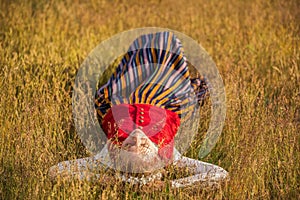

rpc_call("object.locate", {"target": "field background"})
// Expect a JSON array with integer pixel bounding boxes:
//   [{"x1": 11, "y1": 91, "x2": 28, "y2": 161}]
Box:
[{"x1": 0, "y1": 0, "x2": 299, "y2": 199}]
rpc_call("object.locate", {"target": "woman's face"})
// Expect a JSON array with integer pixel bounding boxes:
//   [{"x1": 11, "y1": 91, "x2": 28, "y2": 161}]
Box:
[{"x1": 107, "y1": 129, "x2": 166, "y2": 173}]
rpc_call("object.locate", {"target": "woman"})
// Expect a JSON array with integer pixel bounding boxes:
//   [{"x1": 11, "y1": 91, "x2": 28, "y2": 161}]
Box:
[{"x1": 49, "y1": 31, "x2": 228, "y2": 188}]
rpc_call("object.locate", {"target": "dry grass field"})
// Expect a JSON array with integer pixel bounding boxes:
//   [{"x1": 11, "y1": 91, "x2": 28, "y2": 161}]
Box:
[{"x1": 0, "y1": 0, "x2": 299, "y2": 199}]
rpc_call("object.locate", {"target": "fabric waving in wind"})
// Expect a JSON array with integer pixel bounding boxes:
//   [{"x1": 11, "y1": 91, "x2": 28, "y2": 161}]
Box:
[{"x1": 95, "y1": 31, "x2": 207, "y2": 120}]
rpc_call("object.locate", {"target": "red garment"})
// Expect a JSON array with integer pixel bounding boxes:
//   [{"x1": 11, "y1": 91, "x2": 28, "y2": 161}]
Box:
[{"x1": 101, "y1": 104, "x2": 181, "y2": 159}]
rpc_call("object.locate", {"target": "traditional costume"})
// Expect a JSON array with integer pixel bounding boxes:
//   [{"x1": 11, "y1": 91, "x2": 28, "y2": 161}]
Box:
[{"x1": 49, "y1": 31, "x2": 228, "y2": 188}]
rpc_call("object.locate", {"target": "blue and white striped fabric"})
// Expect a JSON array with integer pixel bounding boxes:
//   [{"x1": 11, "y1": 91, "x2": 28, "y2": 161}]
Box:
[{"x1": 95, "y1": 31, "x2": 207, "y2": 121}]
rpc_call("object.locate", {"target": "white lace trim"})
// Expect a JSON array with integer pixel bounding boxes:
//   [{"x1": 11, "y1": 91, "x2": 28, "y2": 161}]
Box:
[{"x1": 51, "y1": 145, "x2": 228, "y2": 188}]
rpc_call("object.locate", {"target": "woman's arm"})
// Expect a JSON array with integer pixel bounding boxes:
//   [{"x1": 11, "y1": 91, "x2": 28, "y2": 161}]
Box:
[
  {"x1": 171, "y1": 156, "x2": 229, "y2": 188},
  {"x1": 48, "y1": 156, "x2": 108, "y2": 181}
]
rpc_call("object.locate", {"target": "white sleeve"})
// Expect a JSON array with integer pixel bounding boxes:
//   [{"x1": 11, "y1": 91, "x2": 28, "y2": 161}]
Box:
[
  {"x1": 171, "y1": 156, "x2": 229, "y2": 188},
  {"x1": 48, "y1": 145, "x2": 112, "y2": 181}
]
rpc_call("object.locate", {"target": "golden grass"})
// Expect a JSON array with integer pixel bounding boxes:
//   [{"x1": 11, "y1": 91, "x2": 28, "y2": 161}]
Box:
[{"x1": 0, "y1": 0, "x2": 299, "y2": 199}]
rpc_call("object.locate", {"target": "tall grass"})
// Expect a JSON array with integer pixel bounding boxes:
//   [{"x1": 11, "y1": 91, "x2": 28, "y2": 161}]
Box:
[{"x1": 0, "y1": 0, "x2": 299, "y2": 199}]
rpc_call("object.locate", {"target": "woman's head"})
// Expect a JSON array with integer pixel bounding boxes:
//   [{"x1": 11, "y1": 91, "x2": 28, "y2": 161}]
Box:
[{"x1": 107, "y1": 128, "x2": 165, "y2": 172}]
